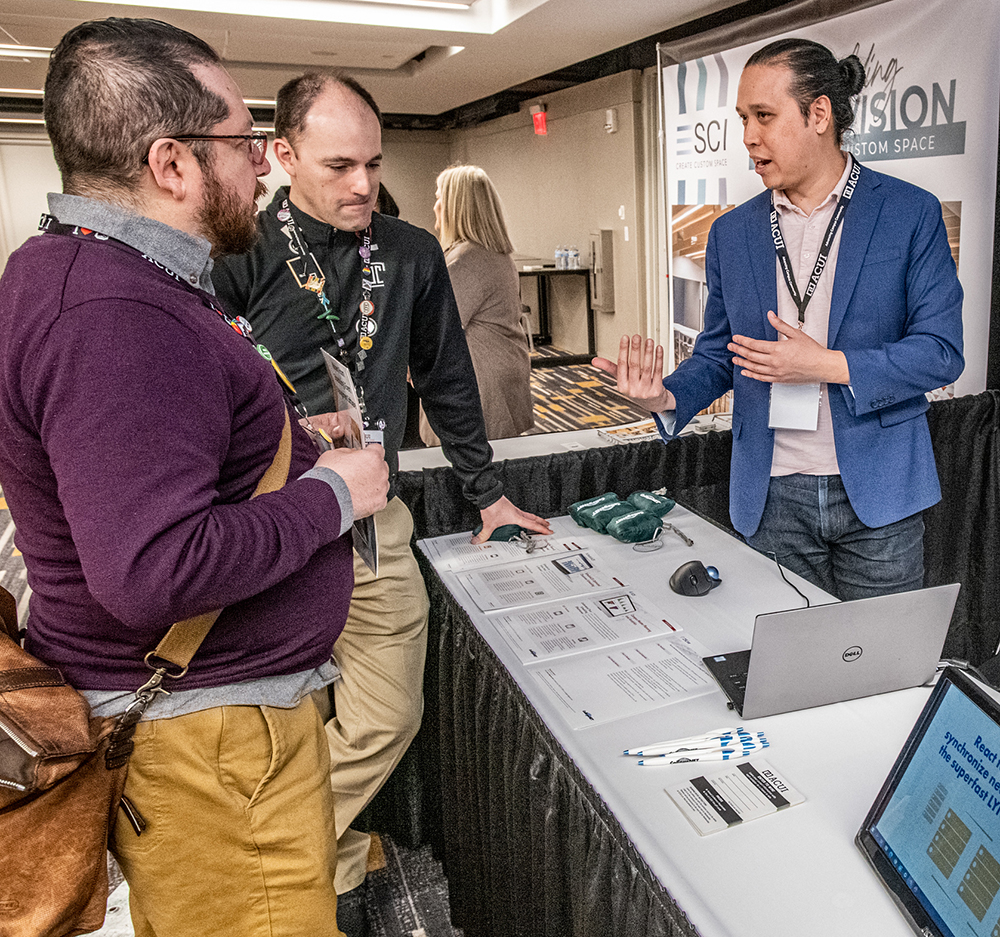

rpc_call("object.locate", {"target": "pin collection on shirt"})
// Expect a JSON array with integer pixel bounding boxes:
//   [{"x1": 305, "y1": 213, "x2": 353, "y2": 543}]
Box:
[{"x1": 278, "y1": 199, "x2": 377, "y2": 422}]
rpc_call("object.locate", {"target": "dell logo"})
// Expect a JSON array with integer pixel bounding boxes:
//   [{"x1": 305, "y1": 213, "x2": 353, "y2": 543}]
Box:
[{"x1": 843, "y1": 646, "x2": 863, "y2": 662}]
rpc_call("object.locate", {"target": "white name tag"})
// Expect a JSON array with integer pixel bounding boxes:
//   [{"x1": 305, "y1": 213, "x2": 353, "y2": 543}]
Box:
[
  {"x1": 363, "y1": 430, "x2": 384, "y2": 446},
  {"x1": 768, "y1": 383, "x2": 820, "y2": 431}
]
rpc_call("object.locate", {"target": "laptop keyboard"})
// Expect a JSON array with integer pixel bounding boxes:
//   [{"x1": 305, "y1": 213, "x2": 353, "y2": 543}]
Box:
[{"x1": 703, "y1": 650, "x2": 752, "y2": 714}]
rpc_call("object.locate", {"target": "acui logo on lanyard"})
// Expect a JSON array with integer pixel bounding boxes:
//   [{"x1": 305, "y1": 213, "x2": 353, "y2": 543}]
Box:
[{"x1": 769, "y1": 155, "x2": 861, "y2": 327}]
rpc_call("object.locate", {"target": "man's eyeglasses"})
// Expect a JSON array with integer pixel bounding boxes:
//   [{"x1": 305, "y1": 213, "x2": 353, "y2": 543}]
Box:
[{"x1": 172, "y1": 131, "x2": 268, "y2": 164}]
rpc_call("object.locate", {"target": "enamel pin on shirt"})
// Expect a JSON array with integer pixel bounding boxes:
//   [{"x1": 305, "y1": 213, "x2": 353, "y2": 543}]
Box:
[
  {"x1": 278, "y1": 203, "x2": 381, "y2": 422},
  {"x1": 356, "y1": 229, "x2": 377, "y2": 367}
]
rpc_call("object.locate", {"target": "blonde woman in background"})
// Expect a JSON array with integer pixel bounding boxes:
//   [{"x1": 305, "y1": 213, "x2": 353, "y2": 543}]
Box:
[{"x1": 420, "y1": 165, "x2": 534, "y2": 446}]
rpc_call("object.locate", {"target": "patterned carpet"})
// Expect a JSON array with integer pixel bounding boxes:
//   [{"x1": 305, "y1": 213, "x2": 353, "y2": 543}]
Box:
[
  {"x1": 527, "y1": 346, "x2": 653, "y2": 434},
  {"x1": 0, "y1": 491, "x2": 28, "y2": 622},
  {"x1": 366, "y1": 835, "x2": 463, "y2": 937}
]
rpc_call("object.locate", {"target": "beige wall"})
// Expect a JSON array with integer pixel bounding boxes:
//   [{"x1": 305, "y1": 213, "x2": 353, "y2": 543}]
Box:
[
  {"x1": 381, "y1": 129, "x2": 452, "y2": 233},
  {"x1": 447, "y1": 71, "x2": 646, "y2": 360},
  {"x1": 0, "y1": 137, "x2": 62, "y2": 273},
  {"x1": 374, "y1": 72, "x2": 649, "y2": 359}
]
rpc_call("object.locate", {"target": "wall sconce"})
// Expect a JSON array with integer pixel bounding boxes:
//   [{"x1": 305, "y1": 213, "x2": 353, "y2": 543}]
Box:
[
  {"x1": 604, "y1": 108, "x2": 618, "y2": 134},
  {"x1": 530, "y1": 103, "x2": 547, "y2": 136}
]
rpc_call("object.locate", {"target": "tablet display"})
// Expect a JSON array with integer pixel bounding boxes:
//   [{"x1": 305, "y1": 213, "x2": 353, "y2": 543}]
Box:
[{"x1": 856, "y1": 667, "x2": 1000, "y2": 937}]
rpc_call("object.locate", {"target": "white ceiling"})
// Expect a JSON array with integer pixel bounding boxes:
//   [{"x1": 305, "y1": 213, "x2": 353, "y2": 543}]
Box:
[{"x1": 0, "y1": 0, "x2": 732, "y2": 115}]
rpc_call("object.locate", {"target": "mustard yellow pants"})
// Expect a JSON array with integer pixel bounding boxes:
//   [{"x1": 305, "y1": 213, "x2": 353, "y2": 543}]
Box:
[
  {"x1": 327, "y1": 496, "x2": 430, "y2": 892},
  {"x1": 111, "y1": 698, "x2": 343, "y2": 937}
]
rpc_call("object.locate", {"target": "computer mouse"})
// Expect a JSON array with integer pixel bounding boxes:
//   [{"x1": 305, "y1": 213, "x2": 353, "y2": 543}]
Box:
[{"x1": 669, "y1": 560, "x2": 722, "y2": 596}]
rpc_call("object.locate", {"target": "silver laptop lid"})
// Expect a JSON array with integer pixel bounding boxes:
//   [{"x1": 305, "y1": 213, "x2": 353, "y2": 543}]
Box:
[{"x1": 740, "y1": 583, "x2": 960, "y2": 719}]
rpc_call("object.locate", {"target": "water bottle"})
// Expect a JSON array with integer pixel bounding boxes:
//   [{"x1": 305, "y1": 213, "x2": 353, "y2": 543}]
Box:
[
  {"x1": 555, "y1": 245, "x2": 566, "y2": 269},
  {"x1": 568, "y1": 245, "x2": 580, "y2": 269}
]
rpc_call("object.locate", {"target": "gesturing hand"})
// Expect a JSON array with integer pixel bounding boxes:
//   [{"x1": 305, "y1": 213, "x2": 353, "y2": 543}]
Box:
[
  {"x1": 592, "y1": 335, "x2": 675, "y2": 413},
  {"x1": 729, "y1": 312, "x2": 850, "y2": 385}
]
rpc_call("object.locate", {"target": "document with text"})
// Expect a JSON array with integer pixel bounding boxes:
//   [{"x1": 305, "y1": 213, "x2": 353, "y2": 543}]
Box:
[
  {"x1": 529, "y1": 633, "x2": 716, "y2": 729},
  {"x1": 489, "y1": 591, "x2": 682, "y2": 664},
  {"x1": 666, "y1": 759, "x2": 805, "y2": 836},
  {"x1": 456, "y1": 551, "x2": 628, "y2": 612},
  {"x1": 418, "y1": 530, "x2": 586, "y2": 572}
]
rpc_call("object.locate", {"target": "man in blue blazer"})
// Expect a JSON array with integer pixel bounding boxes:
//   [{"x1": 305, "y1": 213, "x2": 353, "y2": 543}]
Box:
[{"x1": 595, "y1": 38, "x2": 963, "y2": 599}]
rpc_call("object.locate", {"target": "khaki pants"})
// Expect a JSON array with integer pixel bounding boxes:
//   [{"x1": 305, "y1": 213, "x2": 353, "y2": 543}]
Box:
[
  {"x1": 327, "y1": 496, "x2": 430, "y2": 892},
  {"x1": 111, "y1": 698, "x2": 343, "y2": 937}
]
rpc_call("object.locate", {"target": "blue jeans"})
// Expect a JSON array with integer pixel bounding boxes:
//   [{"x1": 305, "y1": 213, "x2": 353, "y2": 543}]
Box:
[{"x1": 745, "y1": 474, "x2": 924, "y2": 601}]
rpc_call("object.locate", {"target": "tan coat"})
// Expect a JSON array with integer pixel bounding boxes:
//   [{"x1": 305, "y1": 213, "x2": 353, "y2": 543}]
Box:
[{"x1": 420, "y1": 240, "x2": 533, "y2": 446}]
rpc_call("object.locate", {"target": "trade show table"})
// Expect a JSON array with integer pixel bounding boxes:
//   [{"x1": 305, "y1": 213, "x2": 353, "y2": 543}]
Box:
[
  {"x1": 415, "y1": 507, "x2": 934, "y2": 937},
  {"x1": 357, "y1": 389, "x2": 1000, "y2": 937}
]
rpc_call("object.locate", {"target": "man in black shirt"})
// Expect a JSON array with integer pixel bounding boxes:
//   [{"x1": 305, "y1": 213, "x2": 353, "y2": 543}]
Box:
[{"x1": 213, "y1": 71, "x2": 549, "y2": 936}]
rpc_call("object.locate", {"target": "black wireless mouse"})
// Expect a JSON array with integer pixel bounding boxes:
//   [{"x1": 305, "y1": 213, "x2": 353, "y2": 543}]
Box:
[{"x1": 669, "y1": 560, "x2": 722, "y2": 596}]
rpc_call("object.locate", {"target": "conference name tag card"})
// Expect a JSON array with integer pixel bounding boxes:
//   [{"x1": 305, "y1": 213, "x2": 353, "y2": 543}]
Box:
[
  {"x1": 768, "y1": 382, "x2": 820, "y2": 431},
  {"x1": 666, "y1": 759, "x2": 805, "y2": 836}
]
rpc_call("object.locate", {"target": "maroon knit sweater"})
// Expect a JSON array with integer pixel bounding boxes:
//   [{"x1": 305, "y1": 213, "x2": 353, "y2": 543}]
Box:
[{"x1": 0, "y1": 229, "x2": 354, "y2": 690}]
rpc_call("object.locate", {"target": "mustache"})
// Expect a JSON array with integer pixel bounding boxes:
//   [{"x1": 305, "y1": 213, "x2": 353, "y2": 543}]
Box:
[{"x1": 254, "y1": 179, "x2": 269, "y2": 201}]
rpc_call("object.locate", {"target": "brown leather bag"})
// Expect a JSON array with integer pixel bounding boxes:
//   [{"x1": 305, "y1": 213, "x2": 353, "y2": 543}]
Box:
[
  {"x1": 0, "y1": 597, "x2": 126, "y2": 937},
  {"x1": 0, "y1": 411, "x2": 292, "y2": 937}
]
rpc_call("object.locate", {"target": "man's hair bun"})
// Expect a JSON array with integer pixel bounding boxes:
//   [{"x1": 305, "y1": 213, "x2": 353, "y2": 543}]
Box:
[{"x1": 839, "y1": 55, "x2": 865, "y2": 96}]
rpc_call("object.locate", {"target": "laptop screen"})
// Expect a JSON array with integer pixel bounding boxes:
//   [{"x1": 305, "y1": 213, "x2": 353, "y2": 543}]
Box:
[{"x1": 856, "y1": 667, "x2": 1000, "y2": 937}]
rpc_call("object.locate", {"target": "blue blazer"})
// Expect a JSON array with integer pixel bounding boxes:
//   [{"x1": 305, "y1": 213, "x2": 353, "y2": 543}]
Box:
[{"x1": 660, "y1": 164, "x2": 964, "y2": 537}]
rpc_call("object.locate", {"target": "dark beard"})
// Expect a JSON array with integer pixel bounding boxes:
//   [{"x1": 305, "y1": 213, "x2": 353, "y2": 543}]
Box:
[{"x1": 198, "y1": 163, "x2": 268, "y2": 257}]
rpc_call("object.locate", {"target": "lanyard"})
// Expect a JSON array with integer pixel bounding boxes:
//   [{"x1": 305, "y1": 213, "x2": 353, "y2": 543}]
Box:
[
  {"x1": 39, "y1": 213, "x2": 320, "y2": 443},
  {"x1": 769, "y1": 156, "x2": 861, "y2": 326},
  {"x1": 38, "y1": 213, "x2": 282, "y2": 365},
  {"x1": 277, "y1": 199, "x2": 376, "y2": 420}
]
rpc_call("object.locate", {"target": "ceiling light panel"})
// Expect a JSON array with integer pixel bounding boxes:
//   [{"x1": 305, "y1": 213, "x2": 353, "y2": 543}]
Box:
[
  {"x1": 69, "y1": 0, "x2": 547, "y2": 35},
  {"x1": 72, "y1": 0, "x2": 490, "y2": 32},
  {"x1": 223, "y1": 32, "x2": 427, "y2": 70},
  {"x1": 0, "y1": 44, "x2": 50, "y2": 59}
]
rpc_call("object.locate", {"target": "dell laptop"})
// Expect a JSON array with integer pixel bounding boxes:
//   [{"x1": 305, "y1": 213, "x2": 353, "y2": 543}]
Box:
[
  {"x1": 857, "y1": 665, "x2": 1000, "y2": 937},
  {"x1": 702, "y1": 582, "x2": 960, "y2": 718}
]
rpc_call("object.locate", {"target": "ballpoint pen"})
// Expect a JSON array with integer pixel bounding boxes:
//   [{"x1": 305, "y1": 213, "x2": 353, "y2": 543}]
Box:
[{"x1": 623, "y1": 727, "x2": 750, "y2": 755}]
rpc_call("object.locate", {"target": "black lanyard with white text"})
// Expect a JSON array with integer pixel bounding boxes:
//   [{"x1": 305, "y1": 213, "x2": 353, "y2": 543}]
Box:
[
  {"x1": 38, "y1": 212, "x2": 304, "y2": 405},
  {"x1": 769, "y1": 156, "x2": 861, "y2": 326}
]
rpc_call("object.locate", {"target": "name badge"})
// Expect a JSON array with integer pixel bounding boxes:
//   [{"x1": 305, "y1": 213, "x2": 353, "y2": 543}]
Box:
[
  {"x1": 363, "y1": 430, "x2": 384, "y2": 446},
  {"x1": 768, "y1": 383, "x2": 821, "y2": 431}
]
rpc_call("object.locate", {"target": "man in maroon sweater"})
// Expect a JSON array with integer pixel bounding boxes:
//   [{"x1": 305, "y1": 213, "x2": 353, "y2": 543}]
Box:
[{"x1": 0, "y1": 18, "x2": 387, "y2": 937}]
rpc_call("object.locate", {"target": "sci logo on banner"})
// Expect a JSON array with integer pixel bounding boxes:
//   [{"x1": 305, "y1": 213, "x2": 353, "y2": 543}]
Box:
[{"x1": 672, "y1": 44, "x2": 966, "y2": 164}]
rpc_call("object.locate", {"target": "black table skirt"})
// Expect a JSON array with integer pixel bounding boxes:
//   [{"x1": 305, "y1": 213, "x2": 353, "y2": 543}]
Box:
[
  {"x1": 357, "y1": 390, "x2": 1000, "y2": 937},
  {"x1": 419, "y1": 549, "x2": 699, "y2": 937}
]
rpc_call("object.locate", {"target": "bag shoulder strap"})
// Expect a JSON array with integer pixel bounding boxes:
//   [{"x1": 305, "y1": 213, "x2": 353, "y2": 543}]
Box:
[{"x1": 151, "y1": 408, "x2": 292, "y2": 670}]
